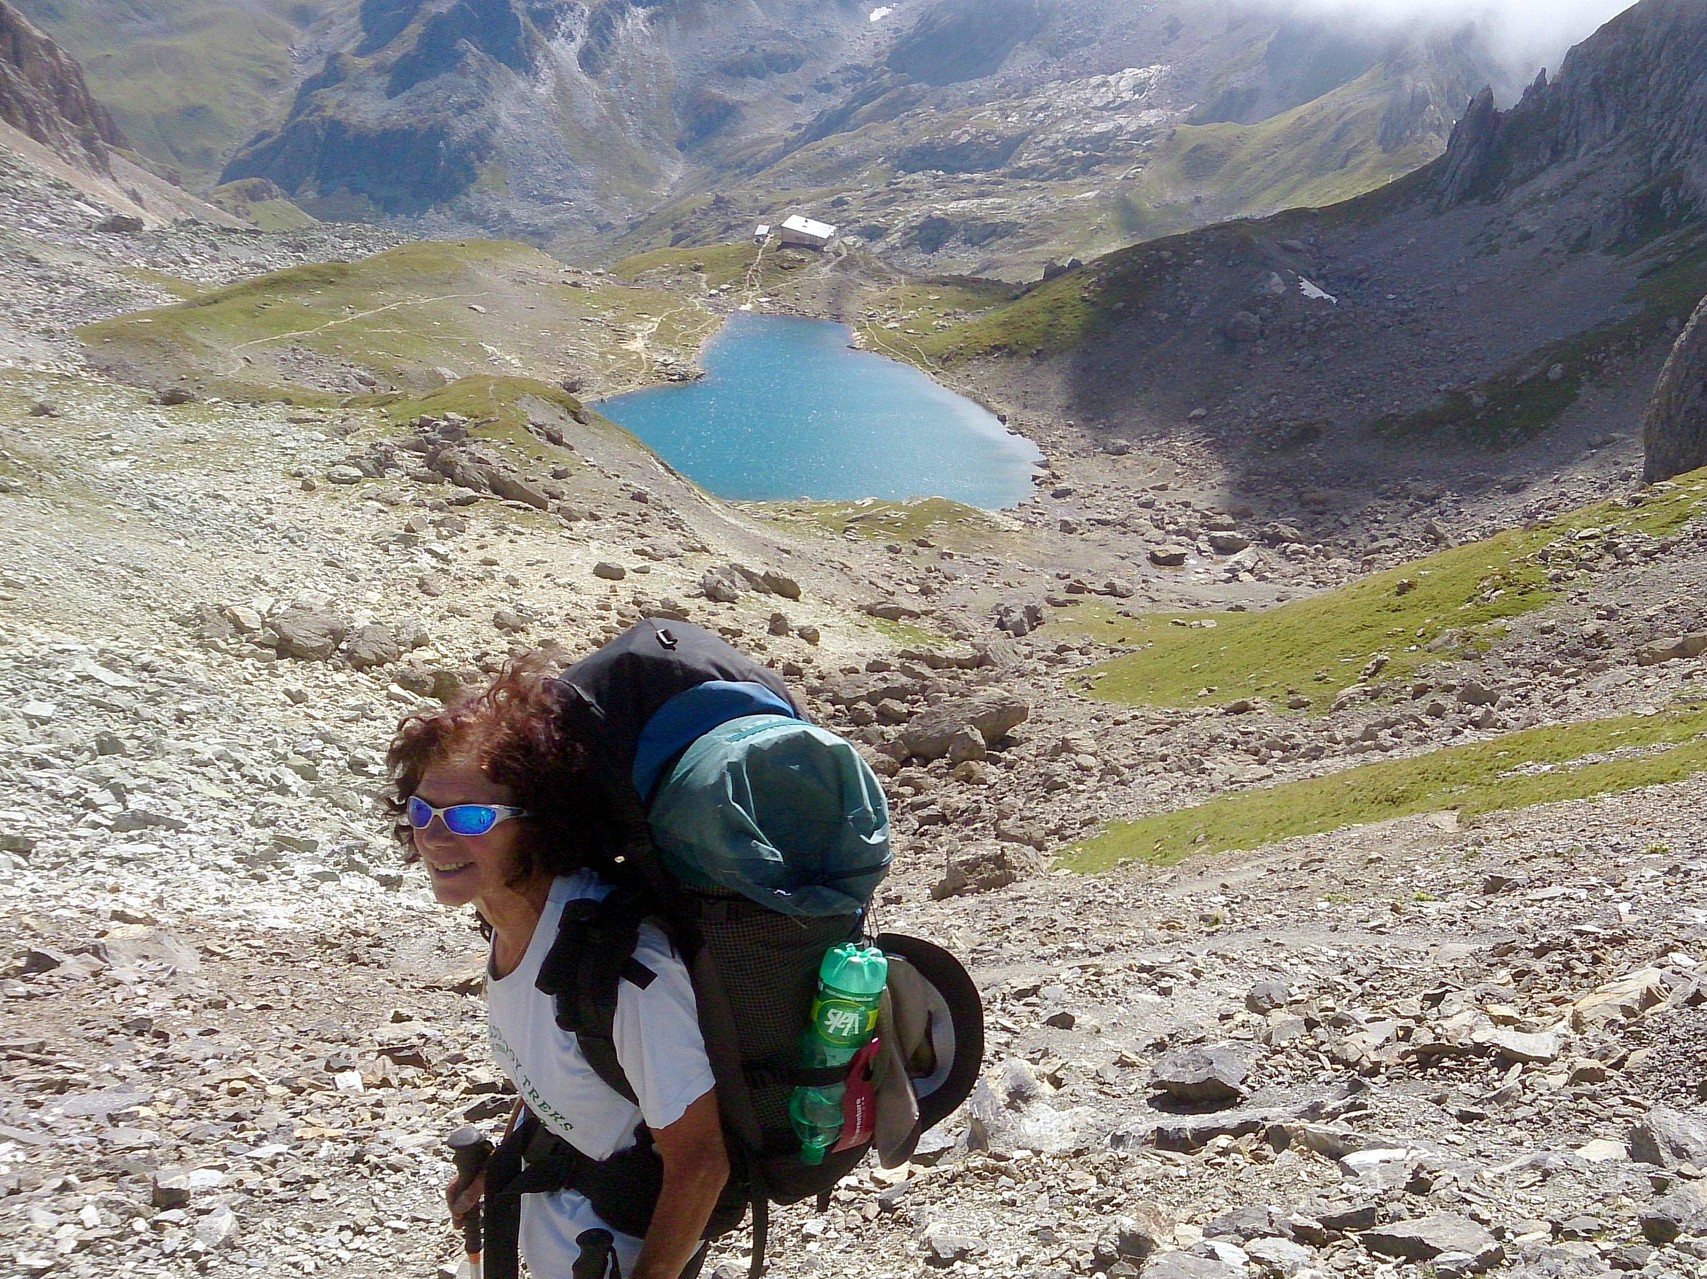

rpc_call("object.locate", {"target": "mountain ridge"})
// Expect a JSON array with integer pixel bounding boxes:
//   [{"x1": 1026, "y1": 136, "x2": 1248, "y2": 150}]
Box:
[{"x1": 205, "y1": 0, "x2": 1519, "y2": 276}]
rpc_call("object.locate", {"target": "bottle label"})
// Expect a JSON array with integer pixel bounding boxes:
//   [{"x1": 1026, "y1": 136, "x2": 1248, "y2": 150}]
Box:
[{"x1": 812, "y1": 995, "x2": 877, "y2": 1047}]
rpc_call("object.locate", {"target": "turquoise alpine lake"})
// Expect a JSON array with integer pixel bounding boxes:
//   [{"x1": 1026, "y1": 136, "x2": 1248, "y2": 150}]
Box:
[{"x1": 598, "y1": 313, "x2": 1041, "y2": 508}]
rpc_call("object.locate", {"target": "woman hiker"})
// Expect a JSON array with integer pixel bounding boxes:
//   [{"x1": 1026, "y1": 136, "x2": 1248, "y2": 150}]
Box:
[{"x1": 386, "y1": 656, "x2": 730, "y2": 1278}]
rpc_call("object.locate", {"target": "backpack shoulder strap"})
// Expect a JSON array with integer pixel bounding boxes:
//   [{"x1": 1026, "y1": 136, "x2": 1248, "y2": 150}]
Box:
[{"x1": 534, "y1": 886, "x2": 661, "y2": 1105}]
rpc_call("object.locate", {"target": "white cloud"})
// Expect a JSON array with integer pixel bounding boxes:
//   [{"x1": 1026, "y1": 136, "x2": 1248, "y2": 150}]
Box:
[{"x1": 1278, "y1": 0, "x2": 1640, "y2": 74}]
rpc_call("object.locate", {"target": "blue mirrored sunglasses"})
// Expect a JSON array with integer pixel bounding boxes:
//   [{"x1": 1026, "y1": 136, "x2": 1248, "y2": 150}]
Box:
[{"x1": 405, "y1": 795, "x2": 530, "y2": 836}]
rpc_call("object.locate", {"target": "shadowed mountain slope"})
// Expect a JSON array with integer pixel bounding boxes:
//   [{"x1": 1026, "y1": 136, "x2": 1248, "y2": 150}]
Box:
[
  {"x1": 14, "y1": 0, "x2": 355, "y2": 184},
  {"x1": 936, "y1": 0, "x2": 1705, "y2": 495}
]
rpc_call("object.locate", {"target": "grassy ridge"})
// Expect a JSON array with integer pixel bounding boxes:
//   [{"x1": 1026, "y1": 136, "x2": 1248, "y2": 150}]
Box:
[
  {"x1": 1126, "y1": 67, "x2": 1440, "y2": 237},
  {"x1": 79, "y1": 239, "x2": 719, "y2": 402},
  {"x1": 1065, "y1": 706, "x2": 1707, "y2": 870},
  {"x1": 1080, "y1": 471, "x2": 1707, "y2": 712}
]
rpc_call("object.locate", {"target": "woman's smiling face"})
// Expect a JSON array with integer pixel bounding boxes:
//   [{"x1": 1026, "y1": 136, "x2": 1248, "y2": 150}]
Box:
[{"x1": 410, "y1": 758, "x2": 531, "y2": 911}]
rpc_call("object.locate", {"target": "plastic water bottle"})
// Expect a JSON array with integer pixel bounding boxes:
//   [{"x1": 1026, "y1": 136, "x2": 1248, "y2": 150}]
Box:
[{"x1": 788, "y1": 942, "x2": 887, "y2": 1164}]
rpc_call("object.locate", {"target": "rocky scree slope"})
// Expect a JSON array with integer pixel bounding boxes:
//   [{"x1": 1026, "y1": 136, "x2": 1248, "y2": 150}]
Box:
[
  {"x1": 220, "y1": 0, "x2": 886, "y2": 228},
  {"x1": 3, "y1": 93, "x2": 1707, "y2": 1278},
  {"x1": 630, "y1": 0, "x2": 1515, "y2": 279},
  {"x1": 4, "y1": 374, "x2": 1707, "y2": 1279}
]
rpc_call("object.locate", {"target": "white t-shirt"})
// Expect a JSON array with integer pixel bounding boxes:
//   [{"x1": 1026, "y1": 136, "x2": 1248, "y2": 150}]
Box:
[{"x1": 487, "y1": 871, "x2": 716, "y2": 1275}]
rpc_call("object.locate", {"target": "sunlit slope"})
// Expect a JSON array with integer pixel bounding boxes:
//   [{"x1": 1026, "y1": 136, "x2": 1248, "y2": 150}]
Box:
[
  {"x1": 79, "y1": 240, "x2": 720, "y2": 403},
  {"x1": 1076, "y1": 472, "x2": 1707, "y2": 713},
  {"x1": 1066, "y1": 706, "x2": 1707, "y2": 870},
  {"x1": 1061, "y1": 466, "x2": 1707, "y2": 871}
]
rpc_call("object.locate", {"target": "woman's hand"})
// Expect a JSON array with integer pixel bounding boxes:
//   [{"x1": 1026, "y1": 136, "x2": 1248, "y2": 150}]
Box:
[
  {"x1": 447, "y1": 1167, "x2": 486, "y2": 1231},
  {"x1": 629, "y1": 1089, "x2": 730, "y2": 1279}
]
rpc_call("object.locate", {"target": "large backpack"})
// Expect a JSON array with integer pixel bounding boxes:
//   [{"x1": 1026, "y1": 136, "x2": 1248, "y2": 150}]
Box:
[{"x1": 480, "y1": 619, "x2": 984, "y2": 1279}]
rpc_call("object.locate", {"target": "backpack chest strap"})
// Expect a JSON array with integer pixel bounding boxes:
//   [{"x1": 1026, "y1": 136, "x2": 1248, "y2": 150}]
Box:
[{"x1": 534, "y1": 889, "x2": 658, "y2": 1105}]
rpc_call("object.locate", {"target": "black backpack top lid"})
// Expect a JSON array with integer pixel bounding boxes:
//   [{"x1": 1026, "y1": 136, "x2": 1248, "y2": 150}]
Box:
[{"x1": 554, "y1": 619, "x2": 805, "y2": 802}]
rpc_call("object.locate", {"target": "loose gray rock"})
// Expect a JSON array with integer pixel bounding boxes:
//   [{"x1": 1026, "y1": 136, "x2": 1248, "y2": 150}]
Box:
[
  {"x1": 1637, "y1": 632, "x2": 1707, "y2": 666},
  {"x1": 1245, "y1": 981, "x2": 1292, "y2": 1014},
  {"x1": 923, "y1": 1228, "x2": 987, "y2": 1265},
  {"x1": 1360, "y1": 1215, "x2": 1501, "y2": 1268},
  {"x1": 489, "y1": 472, "x2": 551, "y2": 510},
  {"x1": 1150, "y1": 1045, "x2": 1248, "y2": 1106},
  {"x1": 1244, "y1": 1236, "x2": 1313, "y2": 1275},
  {"x1": 1629, "y1": 1105, "x2": 1707, "y2": 1169},
  {"x1": 1149, "y1": 544, "x2": 1189, "y2": 567},
  {"x1": 271, "y1": 608, "x2": 349, "y2": 661},
  {"x1": 699, "y1": 569, "x2": 742, "y2": 603},
  {"x1": 1223, "y1": 311, "x2": 1264, "y2": 343},
  {"x1": 342, "y1": 623, "x2": 402, "y2": 669},
  {"x1": 865, "y1": 600, "x2": 922, "y2": 621},
  {"x1": 1095, "y1": 1208, "x2": 1167, "y2": 1267},
  {"x1": 1140, "y1": 1254, "x2": 1245, "y2": 1279},
  {"x1": 932, "y1": 842, "x2": 1045, "y2": 899},
  {"x1": 1639, "y1": 1186, "x2": 1707, "y2": 1244},
  {"x1": 993, "y1": 599, "x2": 1044, "y2": 637}
]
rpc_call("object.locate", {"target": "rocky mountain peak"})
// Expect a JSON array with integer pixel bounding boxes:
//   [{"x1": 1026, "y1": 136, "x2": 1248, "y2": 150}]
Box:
[
  {"x1": 0, "y1": 0, "x2": 123, "y2": 173},
  {"x1": 1431, "y1": 0, "x2": 1707, "y2": 244}
]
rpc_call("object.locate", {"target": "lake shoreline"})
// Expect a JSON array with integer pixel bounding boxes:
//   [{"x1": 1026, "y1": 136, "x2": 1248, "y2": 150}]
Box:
[{"x1": 597, "y1": 311, "x2": 1044, "y2": 509}]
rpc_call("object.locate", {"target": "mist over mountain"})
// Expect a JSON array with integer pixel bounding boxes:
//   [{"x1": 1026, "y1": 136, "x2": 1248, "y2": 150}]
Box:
[{"x1": 1272, "y1": 0, "x2": 1639, "y2": 89}]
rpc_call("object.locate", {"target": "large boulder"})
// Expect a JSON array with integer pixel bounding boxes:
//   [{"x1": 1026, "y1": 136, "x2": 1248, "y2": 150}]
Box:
[
  {"x1": 1149, "y1": 1045, "x2": 1248, "y2": 1107},
  {"x1": 900, "y1": 693, "x2": 1028, "y2": 761},
  {"x1": 271, "y1": 608, "x2": 349, "y2": 661},
  {"x1": 1644, "y1": 293, "x2": 1707, "y2": 483}
]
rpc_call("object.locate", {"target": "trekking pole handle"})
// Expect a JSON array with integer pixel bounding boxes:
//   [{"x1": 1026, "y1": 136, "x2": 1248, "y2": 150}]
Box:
[{"x1": 447, "y1": 1126, "x2": 495, "y2": 1256}]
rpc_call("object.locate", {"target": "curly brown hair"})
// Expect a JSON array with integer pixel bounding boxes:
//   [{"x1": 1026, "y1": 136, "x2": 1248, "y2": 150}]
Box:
[{"x1": 385, "y1": 652, "x2": 617, "y2": 887}]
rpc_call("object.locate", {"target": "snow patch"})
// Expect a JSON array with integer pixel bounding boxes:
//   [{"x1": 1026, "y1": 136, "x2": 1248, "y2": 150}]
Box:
[
  {"x1": 869, "y1": 6, "x2": 893, "y2": 21},
  {"x1": 1299, "y1": 278, "x2": 1338, "y2": 304}
]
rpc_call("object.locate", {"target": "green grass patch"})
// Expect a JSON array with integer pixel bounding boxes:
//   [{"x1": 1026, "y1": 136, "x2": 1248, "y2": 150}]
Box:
[
  {"x1": 362, "y1": 376, "x2": 588, "y2": 438},
  {"x1": 206, "y1": 180, "x2": 319, "y2": 231},
  {"x1": 1082, "y1": 469, "x2": 1707, "y2": 711},
  {"x1": 855, "y1": 279, "x2": 1016, "y2": 362},
  {"x1": 1063, "y1": 705, "x2": 1707, "y2": 871},
  {"x1": 79, "y1": 239, "x2": 706, "y2": 402},
  {"x1": 864, "y1": 615, "x2": 956, "y2": 650},
  {"x1": 920, "y1": 266, "x2": 1122, "y2": 361},
  {"x1": 1140, "y1": 68, "x2": 1438, "y2": 219},
  {"x1": 760, "y1": 495, "x2": 1011, "y2": 542},
  {"x1": 613, "y1": 242, "x2": 761, "y2": 290}
]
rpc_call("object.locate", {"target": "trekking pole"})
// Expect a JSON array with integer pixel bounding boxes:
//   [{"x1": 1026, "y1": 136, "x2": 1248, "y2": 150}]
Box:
[{"x1": 447, "y1": 1126, "x2": 495, "y2": 1279}]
